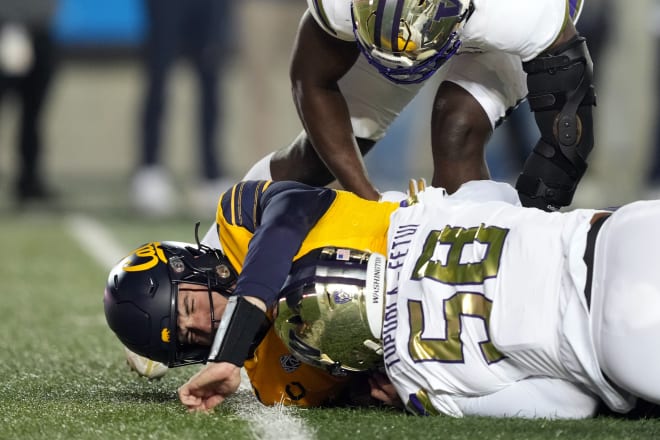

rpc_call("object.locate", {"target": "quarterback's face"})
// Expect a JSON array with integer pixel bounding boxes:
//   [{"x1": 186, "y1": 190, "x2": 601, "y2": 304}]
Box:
[{"x1": 176, "y1": 282, "x2": 228, "y2": 346}]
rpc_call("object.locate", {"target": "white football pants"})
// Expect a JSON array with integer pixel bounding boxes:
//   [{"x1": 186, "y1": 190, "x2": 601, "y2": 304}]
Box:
[{"x1": 591, "y1": 199, "x2": 660, "y2": 403}]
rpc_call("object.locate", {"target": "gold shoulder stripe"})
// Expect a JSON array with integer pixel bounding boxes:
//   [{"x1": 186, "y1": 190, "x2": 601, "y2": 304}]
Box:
[
  {"x1": 252, "y1": 183, "x2": 262, "y2": 225},
  {"x1": 230, "y1": 183, "x2": 237, "y2": 225}
]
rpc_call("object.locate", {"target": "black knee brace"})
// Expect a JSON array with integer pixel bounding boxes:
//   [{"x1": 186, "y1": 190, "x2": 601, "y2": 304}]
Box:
[{"x1": 515, "y1": 36, "x2": 596, "y2": 211}]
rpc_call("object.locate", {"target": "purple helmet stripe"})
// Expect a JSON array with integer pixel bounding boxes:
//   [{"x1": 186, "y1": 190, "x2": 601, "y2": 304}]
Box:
[
  {"x1": 434, "y1": 0, "x2": 462, "y2": 20},
  {"x1": 568, "y1": 0, "x2": 583, "y2": 21},
  {"x1": 352, "y1": 0, "x2": 466, "y2": 85},
  {"x1": 390, "y1": 0, "x2": 405, "y2": 53},
  {"x1": 373, "y1": 0, "x2": 387, "y2": 48}
]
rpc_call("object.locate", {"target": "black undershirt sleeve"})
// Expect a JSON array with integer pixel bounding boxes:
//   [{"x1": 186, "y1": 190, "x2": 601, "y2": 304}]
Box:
[{"x1": 232, "y1": 181, "x2": 336, "y2": 307}]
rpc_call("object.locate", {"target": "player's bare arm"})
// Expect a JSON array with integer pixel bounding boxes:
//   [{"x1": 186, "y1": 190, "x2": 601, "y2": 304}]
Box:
[{"x1": 283, "y1": 10, "x2": 380, "y2": 201}]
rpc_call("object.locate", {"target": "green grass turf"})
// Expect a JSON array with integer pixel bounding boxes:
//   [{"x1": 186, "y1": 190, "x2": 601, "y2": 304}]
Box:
[{"x1": 2, "y1": 213, "x2": 660, "y2": 439}]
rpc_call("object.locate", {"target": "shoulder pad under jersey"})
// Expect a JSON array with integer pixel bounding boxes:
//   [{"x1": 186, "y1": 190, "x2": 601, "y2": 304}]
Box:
[{"x1": 306, "y1": 0, "x2": 356, "y2": 41}]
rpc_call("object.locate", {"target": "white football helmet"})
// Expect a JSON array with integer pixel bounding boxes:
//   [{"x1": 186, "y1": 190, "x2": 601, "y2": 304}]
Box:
[{"x1": 352, "y1": 0, "x2": 471, "y2": 84}]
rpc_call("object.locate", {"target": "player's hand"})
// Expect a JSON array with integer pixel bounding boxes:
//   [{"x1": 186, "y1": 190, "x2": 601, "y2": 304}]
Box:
[
  {"x1": 178, "y1": 362, "x2": 241, "y2": 412},
  {"x1": 368, "y1": 372, "x2": 403, "y2": 408}
]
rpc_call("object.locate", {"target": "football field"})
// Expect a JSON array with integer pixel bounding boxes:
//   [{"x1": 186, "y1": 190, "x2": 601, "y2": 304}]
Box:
[
  {"x1": 2, "y1": 185, "x2": 660, "y2": 440},
  {"x1": 0, "y1": 39, "x2": 658, "y2": 438}
]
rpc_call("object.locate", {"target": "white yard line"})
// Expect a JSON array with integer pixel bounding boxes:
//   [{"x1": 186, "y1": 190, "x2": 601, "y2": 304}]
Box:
[
  {"x1": 65, "y1": 213, "x2": 315, "y2": 440},
  {"x1": 232, "y1": 370, "x2": 316, "y2": 440},
  {"x1": 66, "y1": 214, "x2": 127, "y2": 269}
]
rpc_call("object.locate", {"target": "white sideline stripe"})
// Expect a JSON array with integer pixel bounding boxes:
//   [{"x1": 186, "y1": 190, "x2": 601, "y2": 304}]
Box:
[
  {"x1": 66, "y1": 214, "x2": 127, "y2": 268},
  {"x1": 65, "y1": 214, "x2": 315, "y2": 440}
]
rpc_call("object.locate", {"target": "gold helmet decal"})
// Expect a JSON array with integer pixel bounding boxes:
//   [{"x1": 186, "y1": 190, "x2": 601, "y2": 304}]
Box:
[
  {"x1": 161, "y1": 327, "x2": 171, "y2": 343},
  {"x1": 123, "y1": 242, "x2": 168, "y2": 272}
]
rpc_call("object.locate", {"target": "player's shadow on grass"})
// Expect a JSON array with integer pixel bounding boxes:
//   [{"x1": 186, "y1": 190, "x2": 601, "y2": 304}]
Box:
[
  {"x1": 597, "y1": 399, "x2": 660, "y2": 419},
  {"x1": 113, "y1": 389, "x2": 177, "y2": 404}
]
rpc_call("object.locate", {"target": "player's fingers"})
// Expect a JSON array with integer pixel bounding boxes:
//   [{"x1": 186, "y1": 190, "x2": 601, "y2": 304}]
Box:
[
  {"x1": 180, "y1": 395, "x2": 203, "y2": 409},
  {"x1": 368, "y1": 377, "x2": 390, "y2": 403},
  {"x1": 186, "y1": 404, "x2": 209, "y2": 413},
  {"x1": 202, "y1": 394, "x2": 225, "y2": 411},
  {"x1": 181, "y1": 389, "x2": 214, "y2": 412},
  {"x1": 178, "y1": 384, "x2": 203, "y2": 407},
  {"x1": 184, "y1": 394, "x2": 224, "y2": 413},
  {"x1": 369, "y1": 373, "x2": 402, "y2": 407},
  {"x1": 370, "y1": 386, "x2": 394, "y2": 405}
]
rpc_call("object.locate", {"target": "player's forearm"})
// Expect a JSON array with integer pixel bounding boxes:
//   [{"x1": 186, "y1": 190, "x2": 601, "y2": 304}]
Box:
[
  {"x1": 293, "y1": 85, "x2": 379, "y2": 200},
  {"x1": 289, "y1": 12, "x2": 376, "y2": 198}
]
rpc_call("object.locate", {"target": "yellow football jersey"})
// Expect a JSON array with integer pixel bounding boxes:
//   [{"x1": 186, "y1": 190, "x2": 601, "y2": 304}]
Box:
[
  {"x1": 244, "y1": 328, "x2": 352, "y2": 406},
  {"x1": 216, "y1": 181, "x2": 398, "y2": 271},
  {"x1": 215, "y1": 180, "x2": 399, "y2": 406}
]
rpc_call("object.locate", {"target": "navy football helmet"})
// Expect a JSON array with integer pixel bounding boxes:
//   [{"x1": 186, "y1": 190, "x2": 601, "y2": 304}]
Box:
[{"x1": 103, "y1": 240, "x2": 237, "y2": 367}]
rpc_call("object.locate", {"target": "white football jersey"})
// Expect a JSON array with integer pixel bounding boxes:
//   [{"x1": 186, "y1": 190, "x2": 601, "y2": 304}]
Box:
[
  {"x1": 303, "y1": 0, "x2": 582, "y2": 139},
  {"x1": 383, "y1": 181, "x2": 633, "y2": 417},
  {"x1": 306, "y1": 0, "x2": 582, "y2": 60}
]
